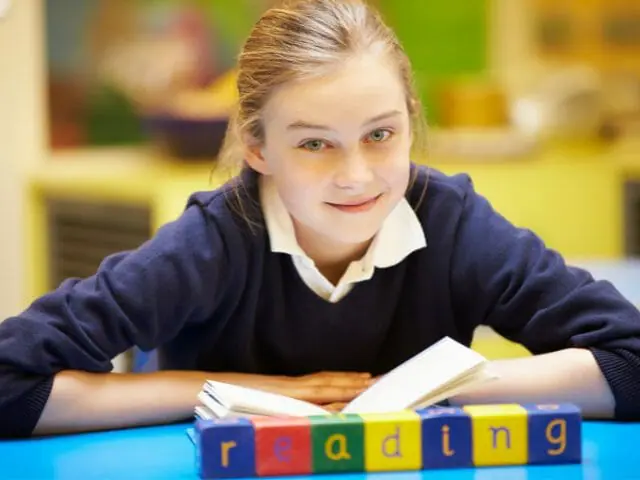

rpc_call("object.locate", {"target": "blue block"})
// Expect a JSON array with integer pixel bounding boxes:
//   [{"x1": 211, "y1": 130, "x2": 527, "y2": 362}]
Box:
[
  {"x1": 195, "y1": 418, "x2": 256, "y2": 478},
  {"x1": 418, "y1": 406, "x2": 473, "y2": 469},
  {"x1": 523, "y1": 403, "x2": 582, "y2": 464}
]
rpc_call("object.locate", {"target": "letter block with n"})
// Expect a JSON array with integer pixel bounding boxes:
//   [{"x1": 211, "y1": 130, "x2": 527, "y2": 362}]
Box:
[
  {"x1": 417, "y1": 406, "x2": 473, "y2": 469},
  {"x1": 195, "y1": 417, "x2": 255, "y2": 479},
  {"x1": 463, "y1": 404, "x2": 528, "y2": 466},
  {"x1": 309, "y1": 414, "x2": 365, "y2": 473},
  {"x1": 523, "y1": 403, "x2": 582, "y2": 464}
]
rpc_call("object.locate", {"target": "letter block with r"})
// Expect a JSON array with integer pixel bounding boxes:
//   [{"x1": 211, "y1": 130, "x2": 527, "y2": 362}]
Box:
[{"x1": 195, "y1": 417, "x2": 255, "y2": 479}]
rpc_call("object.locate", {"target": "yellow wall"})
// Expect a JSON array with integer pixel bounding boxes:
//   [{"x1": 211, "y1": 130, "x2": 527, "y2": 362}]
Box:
[{"x1": 0, "y1": 0, "x2": 46, "y2": 321}]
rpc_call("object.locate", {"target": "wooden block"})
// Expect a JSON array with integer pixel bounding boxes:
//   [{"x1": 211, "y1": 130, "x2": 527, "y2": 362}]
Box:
[
  {"x1": 360, "y1": 410, "x2": 422, "y2": 472},
  {"x1": 195, "y1": 417, "x2": 256, "y2": 479},
  {"x1": 309, "y1": 414, "x2": 365, "y2": 473},
  {"x1": 418, "y1": 406, "x2": 473, "y2": 469},
  {"x1": 250, "y1": 416, "x2": 312, "y2": 476},
  {"x1": 523, "y1": 403, "x2": 582, "y2": 464},
  {"x1": 463, "y1": 404, "x2": 528, "y2": 466}
]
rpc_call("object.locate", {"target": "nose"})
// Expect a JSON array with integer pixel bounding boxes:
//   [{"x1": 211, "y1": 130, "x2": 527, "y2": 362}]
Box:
[{"x1": 333, "y1": 150, "x2": 374, "y2": 190}]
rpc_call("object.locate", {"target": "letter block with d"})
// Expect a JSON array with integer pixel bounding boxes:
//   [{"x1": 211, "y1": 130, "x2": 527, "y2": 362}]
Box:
[
  {"x1": 418, "y1": 406, "x2": 472, "y2": 469},
  {"x1": 360, "y1": 410, "x2": 422, "y2": 472},
  {"x1": 309, "y1": 414, "x2": 365, "y2": 473},
  {"x1": 251, "y1": 416, "x2": 312, "y2": 476},
  {"x1": 195, "y1": 418, "x2": 256, "y2": 479},
  {"x1": 523, "y1": 403, "x2": 582, "y2": 464}
]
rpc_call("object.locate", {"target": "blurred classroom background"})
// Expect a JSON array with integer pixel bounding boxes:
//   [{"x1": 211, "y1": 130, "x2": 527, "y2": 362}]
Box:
[{"x1": 1, "y1": 0, "x2": 639, "y2": 368}]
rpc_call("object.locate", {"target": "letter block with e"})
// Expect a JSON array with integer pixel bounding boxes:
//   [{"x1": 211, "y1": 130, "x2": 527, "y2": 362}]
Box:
[
  {"x1": 360, "y1": 410, "x2": 422, "y2": 472},
  {"x1": 309, "y1": 414, "x2": 365, "y2": 473},
  {"x1": 417, "y1": 406, "x2": 473, "y2": 469},
  {"x1": 523, "y1": 403, "x2": 582, "y2": 464},
  {"x1": 250, "y1": 416, "x2": 312, "y2": 476},
  {"x1": 195, "y1": 418, "x2": 256, "y2": 479},
  {"x1": 463, "y1": 404, "x2": 528, "y2": 467}
]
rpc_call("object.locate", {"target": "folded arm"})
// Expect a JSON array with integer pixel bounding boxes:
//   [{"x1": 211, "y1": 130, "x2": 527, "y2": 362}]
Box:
[
  {"x1": 449, "y1": 175, "x2": 640, "y2": 419},
  {"x1": 0, "y1": 204, "x2": 228, "y2": 437}
]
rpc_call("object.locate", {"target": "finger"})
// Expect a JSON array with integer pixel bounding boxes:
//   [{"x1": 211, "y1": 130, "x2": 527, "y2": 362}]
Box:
[
  {"x1": 306, "y1": 372, "x2": 372, "y2": 387},
  {"x1": 295, "y1": 385, "x2": 368, "y2": 404},
  {"x1": 323, "y1": 402, "x2": 348, "y2": 412}
]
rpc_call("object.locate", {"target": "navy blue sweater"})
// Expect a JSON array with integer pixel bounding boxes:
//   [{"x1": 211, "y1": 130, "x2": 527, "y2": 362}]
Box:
[{"x1": 1, "y1": 165, "x2": 640, "y2": 437}]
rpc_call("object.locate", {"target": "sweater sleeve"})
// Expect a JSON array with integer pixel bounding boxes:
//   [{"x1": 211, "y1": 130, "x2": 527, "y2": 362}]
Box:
[
  {"x1": 449, "y1": 175, "x2": 640, "y2": 420},
  {"x1": 0, "y1": 201, "x2": 230, "y2": 437}
]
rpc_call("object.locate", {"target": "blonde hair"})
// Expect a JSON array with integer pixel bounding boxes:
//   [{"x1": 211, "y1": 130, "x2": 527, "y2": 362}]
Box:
[{"x1": 217, "y1": 0, "x2": 429, "y2": 221}]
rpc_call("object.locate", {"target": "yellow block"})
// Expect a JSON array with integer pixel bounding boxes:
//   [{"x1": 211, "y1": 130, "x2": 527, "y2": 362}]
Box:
[
  {"x1": 360, "y1": 410, "x2": 422, "y2": 472},
  {"x1": 463, "y1": 404, "x2": 528, "y2": 466}
]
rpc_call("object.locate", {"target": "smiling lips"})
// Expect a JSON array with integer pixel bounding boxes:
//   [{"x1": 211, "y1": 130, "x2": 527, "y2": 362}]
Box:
[{"x1": 326, "y1": 194, "x2": 381, "y2": 213}]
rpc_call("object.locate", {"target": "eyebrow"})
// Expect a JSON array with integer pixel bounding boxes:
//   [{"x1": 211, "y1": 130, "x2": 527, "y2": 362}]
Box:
[{"x1": 286, "y1": 109, "x2": 402, "y2": 131}]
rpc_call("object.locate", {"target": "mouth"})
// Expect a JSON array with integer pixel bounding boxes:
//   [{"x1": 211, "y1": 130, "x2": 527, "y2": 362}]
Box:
[{"x1": 326, "y1": 194, "x2": 382, "y2": 213}]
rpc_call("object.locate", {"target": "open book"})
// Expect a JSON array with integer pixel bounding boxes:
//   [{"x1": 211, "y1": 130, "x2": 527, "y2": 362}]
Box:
[{"x1": 195, "y1": 337, "x2": 496, "y2": 420}]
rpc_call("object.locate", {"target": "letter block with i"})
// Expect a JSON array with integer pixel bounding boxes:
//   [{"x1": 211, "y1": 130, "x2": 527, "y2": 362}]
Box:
[
  {"x1": 309, "y1": 414, "x2": 365, "y2": 474},
  {"x1": 360, "y1": 410, "x2": 422, "y2": 472},
  {"x1": 523, "y1": 403, "x2": 582, "y2": 464},
  {"x1": 463, "y1": 404, "x2": 528, "y2": 467},
  {"x1": 195, "y1": 417, "x2": 256, "y2": 479},
  {"x1": 251, "y1": 416, "x2": 312, "y2": 476},
  {"x1": 418, "y1": 406, "x2": 473, "y2": 469}
]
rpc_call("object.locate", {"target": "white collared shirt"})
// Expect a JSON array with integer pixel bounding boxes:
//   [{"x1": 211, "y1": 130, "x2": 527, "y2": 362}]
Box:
[{"x1": 259, "y1": 177, "x2": 427, "y2": 303}]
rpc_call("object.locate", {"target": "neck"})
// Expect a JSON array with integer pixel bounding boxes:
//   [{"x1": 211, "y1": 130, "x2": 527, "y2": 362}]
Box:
[{"x1": 293, "y1": 224, "x2": 373, "y2": 285}]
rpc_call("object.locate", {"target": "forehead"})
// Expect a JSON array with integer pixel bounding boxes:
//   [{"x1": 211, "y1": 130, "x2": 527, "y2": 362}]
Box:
[{"x1": 264, "y1": 54, "x2": 407, "y2": 126}]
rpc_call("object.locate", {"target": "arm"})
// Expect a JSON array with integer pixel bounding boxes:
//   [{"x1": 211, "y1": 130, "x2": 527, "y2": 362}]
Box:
[
  {"x1": 449, "y1": 348, "x2": 615, "y2": 418},
  {"x1": 34, "y1": 370, "x2": 373, "y2": 435},
  {"x1": 0, "y1": 202, "x2": 229, "y2": 437},
  {"x1": 448, "y1": 175, "x2": 640, "y2": 419}
]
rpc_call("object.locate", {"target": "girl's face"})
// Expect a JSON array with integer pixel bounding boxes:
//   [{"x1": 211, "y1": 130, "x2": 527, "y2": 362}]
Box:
[{"x1": 246, "y1": 53, "x2": 413, "y2": 258}]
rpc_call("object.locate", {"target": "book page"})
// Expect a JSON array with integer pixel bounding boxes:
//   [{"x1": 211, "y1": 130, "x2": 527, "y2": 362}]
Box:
[
  {"x1": 341, "y1": 337, "x2": 488, "y2": 414},
  {"x1": 204, "y1": 380, "x2": 330, "y2": 417}
]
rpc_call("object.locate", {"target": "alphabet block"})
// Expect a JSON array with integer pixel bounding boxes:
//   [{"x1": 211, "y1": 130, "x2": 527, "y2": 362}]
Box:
[
  {"x1": 463, "y1": 404, "x2": 528, "y2": 466},
  {"x1": 195, "y1": 417, "x2": 256, "y2": 479},
  {"x1": 309, "y1": 414, "x2": 365, "y2": 473},
  {"x1": 360, "y1": 410, "x2": 422, "y2": 472},
  {"x1": 523, "y1": 403, "x2": 582, "y2": 464},
  {"x1": 418, "y1": 406, "x2": 473, "y2": 469},
  {"x1": 250, "y1": 416, "x2": 312, "y2": 476}
]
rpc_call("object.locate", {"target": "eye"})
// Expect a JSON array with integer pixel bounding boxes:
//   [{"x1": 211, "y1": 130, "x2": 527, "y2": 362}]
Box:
[
  {"x1": 299, "y1": 139, "x2": 328, "y2": 152},
  {"x1": 365, "y1": 128, "x2": 393, "y2": 143}
]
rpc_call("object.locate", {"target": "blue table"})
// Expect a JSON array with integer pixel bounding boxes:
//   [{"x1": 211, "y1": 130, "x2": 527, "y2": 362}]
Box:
[{"x1": 0, "y1": 421, "x2": 636, "y2": 479}]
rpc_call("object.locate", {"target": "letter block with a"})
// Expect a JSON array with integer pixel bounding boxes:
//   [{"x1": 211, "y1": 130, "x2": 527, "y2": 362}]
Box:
[
  {"x1": 523, "y1": 403, "x2": 582, "y2": 464},
  {"x1": 360, "y1": 410, "x2": 422, "y2": 472},
  {"x1": 309, "y1": 414, "x2": 365, "y2": 474},
  {"x1": 251, "y1": 416, "x2": 312, "y2": 476},
  {"x1": 195, "y1": 417, "x2": 256, "y2": 479}
]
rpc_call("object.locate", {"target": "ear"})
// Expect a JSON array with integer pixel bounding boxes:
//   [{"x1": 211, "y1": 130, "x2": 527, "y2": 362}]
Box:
[{"x1": 243, "y1": 137, "x2": 271, "y2": 175}]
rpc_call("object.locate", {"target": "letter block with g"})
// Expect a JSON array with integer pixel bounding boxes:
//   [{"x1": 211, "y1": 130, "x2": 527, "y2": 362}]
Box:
[
  {"x1": 309, "y1": 414, "x2": 365, "y2": 473},
  {"x1": 523, "y1": 403, "x2": 582, "y2": 464}
]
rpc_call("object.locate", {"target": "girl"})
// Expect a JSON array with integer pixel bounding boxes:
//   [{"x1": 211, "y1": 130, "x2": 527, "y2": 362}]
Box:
[{"x1": 1, "y1": 0, "x2": 640, "y2": 438}]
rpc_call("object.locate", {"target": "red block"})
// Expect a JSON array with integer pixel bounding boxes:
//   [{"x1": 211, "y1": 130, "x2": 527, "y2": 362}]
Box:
[{"x1": 251, "y1": 416, "x2": 312, "y2": 476}]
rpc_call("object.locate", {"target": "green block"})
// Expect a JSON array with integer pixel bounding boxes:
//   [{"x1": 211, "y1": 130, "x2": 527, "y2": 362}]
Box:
[{"x1": 310, "y1": 414, "x2": 365, "y2": 473}]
